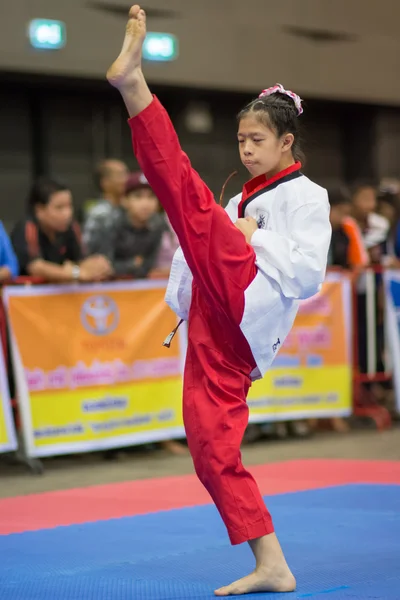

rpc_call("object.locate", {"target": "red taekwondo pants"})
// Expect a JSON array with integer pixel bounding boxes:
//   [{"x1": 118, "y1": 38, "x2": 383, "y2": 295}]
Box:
[{"x1": 129, "y1": 96, "x2": 274, "y2": 545}]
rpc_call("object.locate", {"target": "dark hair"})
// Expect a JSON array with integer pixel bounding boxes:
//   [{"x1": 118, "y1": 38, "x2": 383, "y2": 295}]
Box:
[
  {"x1": 378, "y1": 190, "x2": 399, "y2": 206},
  {"x1": 349, "y1": 180, "x2": 377, "y2": 198},
  {"x1": 237, "y1": 92, "x2": 304, "y2": 163},
  {"x1": 377, "y1": 190, "x2": 400, "y2": 233},
  {"x1": 28, "y1": 177, "x2": 69, "y2": 212},
  {"x1": 327, "y1": 185, "x2": 352, "y2": 207},
  {"x1": 94, "y1": 158, "x2": 125, "y2": 191},
  {"x1": 94, "y1": 159, "x2": 112, "y2": 191}
]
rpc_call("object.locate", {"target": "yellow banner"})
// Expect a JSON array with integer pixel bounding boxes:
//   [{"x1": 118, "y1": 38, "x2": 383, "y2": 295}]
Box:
[
  {"x1": 5, "y1": 281, "x2": 185, "y2": 457},
  {"x1": 0, "y1": 338, "x2": 17, "y2": 453}
]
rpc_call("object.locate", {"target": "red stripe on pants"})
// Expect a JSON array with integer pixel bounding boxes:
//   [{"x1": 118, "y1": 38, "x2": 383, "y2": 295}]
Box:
[{"x1": 129, "y1": 96, "x2": 274, "y2": 544}]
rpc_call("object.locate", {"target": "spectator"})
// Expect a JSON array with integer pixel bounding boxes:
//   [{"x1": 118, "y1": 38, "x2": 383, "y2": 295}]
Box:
[
  {"x1": 309, "y1": 186, "x2": 368, "y2": 434},
  {"x1": 350, "y1": 182, "x2": 388, "y2": 382},
  {"x1": 83, "y1": 159, "x2": 128, "y2": 258},
  {"x1": 0, "y1": 222, "x2": 19, "y2": 281},
  {"x1": 351, "y1": 182, "x2": 389, "y2": 263},
  {"x1": 112, "y1": 172, "x2": 163, "y2": 277},
  {"x1": 83, "y1": 158, "x2": 129, "y2": 218},
  {"x1": 11, "y1": 178, "x2": 112, "y2": 283},
  {"x1": 120, "y1": 174, "x2": 188, "y2": 454},
  {"x1": 328, "y1": 186, "x2": 369, "y2": 269}
]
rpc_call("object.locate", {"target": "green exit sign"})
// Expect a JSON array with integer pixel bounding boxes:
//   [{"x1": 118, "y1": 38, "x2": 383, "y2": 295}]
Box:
[
  {"x1": 28, "y1": 19, "x2": 66, "y2": 50},
  {"x1": 143, "y1": 33, "x2": 178, "y2": 62}
]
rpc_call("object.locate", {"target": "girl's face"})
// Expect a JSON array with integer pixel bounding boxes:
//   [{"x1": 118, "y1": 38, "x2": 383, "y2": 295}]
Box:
[{"x1": 237, "y1": 115, "x2": 294, "y2": 179}]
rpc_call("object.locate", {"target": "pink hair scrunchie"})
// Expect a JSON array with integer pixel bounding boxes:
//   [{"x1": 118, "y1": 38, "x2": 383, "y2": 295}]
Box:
[{"x1": 259, "y1": 83, "x2": 303, "y2": 116}]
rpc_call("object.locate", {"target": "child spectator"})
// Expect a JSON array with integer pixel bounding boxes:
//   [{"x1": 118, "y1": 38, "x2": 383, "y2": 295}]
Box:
[{"x1": 112, "y1": 172, "x2": 163, "y2": 277}]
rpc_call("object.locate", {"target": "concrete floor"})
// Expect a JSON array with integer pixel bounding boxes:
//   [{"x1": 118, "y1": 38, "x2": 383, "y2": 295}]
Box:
[{"x1": 1, "y1": 427, "x2": 399, "y2": 499}]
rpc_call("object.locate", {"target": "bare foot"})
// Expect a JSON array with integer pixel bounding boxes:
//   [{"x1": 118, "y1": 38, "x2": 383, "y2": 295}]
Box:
[
  {"x1": 215, "y1": 533, "x2": 296, "y2": 596},
  {"x1": 214, "y1": 568, "x2": 296, "y2": 596},
  {"x1": 214, "y1": 564, "x2": 296, "y2": 596},
  {"x1": 106, "y1": 4, "x2": 147, "y2": 90}
]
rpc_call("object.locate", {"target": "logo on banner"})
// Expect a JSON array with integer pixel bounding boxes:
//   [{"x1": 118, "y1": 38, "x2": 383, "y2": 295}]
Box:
[{"x1": 80, "y1": 295, "x2": 119, "y2": 335}]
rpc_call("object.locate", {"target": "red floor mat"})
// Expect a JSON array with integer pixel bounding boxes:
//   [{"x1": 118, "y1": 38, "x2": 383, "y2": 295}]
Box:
[{"x1": 1, "y1": 459, "x2": 399, "y2": 535}]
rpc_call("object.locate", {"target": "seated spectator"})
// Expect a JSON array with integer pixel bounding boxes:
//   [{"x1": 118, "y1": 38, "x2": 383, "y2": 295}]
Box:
[
  {"x1": 120, "y1": 174, "x2": 188, "y2": 455},
  {"x1": 351, "y1": 182, "x2": 389, "y2": 264},
  {"x1": 328, "y1": 186, "x2": 369, "y2": 269},
  {"x1": 11, "y1": 178, "x2": 112, "y2": 283},
  {"x1": 350, "y1": 182, "x2": 388, "y2": 383},
  {"x1": 310, "y1": 186, "x2": 368, "y2": 435},
  {"x1": 83, "y1": 159, "x2": 128, "y2": 255},
  {"x1": 112, "y1": 172, "x2": 163, "y2": 277},
  {"x1": 0, "y1": 222, "x2": 19, "y2": 281}
]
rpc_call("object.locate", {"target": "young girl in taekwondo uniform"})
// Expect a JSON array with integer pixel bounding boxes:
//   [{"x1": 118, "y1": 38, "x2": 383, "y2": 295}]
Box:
[{"x1": 107, "y1": 6, "x2": 332, "y2": 596}]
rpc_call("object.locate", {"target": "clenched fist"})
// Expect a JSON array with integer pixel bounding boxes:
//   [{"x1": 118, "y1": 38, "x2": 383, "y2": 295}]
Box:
[{"x1": 234, "y1": 216, "x2": 258, "y2": 243}]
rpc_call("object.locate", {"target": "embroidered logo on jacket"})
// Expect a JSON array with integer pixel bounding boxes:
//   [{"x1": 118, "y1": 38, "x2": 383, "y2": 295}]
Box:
[
  {"x1": 272, "y1": 338, "x2": 281, "y2": 353},
  {"x1": 257, "y1": 214, "x2": 267, "y2": 229}
]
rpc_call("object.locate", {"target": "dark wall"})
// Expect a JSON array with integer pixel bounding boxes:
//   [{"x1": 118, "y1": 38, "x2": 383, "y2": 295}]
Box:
[
  {"x1": 375, "y1": 108, "x2": 400, "y2": 180},
  {"x1": 0, "y1": 86, "x2": 33, "y2": 229},
  {"x1": 3, "y1": 0, "x2": 400, "y2": 106},
  {"x1": 0, "y1": 73, "x2": 387, "y2": 231}
]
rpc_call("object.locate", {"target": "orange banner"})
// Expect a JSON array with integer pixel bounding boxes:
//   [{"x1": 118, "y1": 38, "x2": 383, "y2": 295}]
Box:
[
  {"x1": 8, "y1": 284, "x2": 181, "y2": 391},
  {"x1": 5, "y1": 281, "x2": 186, "y2": 457}
]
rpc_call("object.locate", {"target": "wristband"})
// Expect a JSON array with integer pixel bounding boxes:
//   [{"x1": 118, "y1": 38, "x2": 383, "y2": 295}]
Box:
[{"x1": 72, "y1": 265, "x2": 80, "y2": 281}]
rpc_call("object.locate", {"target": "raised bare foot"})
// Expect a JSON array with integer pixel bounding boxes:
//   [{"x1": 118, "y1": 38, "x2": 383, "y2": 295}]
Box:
[
  {"x1": 106, "y1": 4, "x2": 147, "y2": 90},
  {"x1": 214, "y1": 564, "x2": 296, "y2": 596}
]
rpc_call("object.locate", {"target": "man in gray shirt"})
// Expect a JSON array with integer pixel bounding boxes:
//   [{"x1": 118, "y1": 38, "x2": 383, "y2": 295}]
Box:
[{"x1": 83, "y1": 159, "x2": 129, "y2": 259}]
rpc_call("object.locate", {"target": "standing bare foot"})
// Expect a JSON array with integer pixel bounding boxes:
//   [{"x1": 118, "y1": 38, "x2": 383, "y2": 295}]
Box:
[
  {"x1": 214, "y1": 533, "x2": 296, "y2": 596},
  {"x1": 214, "y1": 566, "x2": 296, "y2": 596},
  {"x1": 106, "y1": 4, "x2": 147, "y2": 90}
]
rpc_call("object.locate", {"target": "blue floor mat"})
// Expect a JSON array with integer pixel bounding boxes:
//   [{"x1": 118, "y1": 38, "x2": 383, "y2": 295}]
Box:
[{"x1": 0, "y1": 484, "x2": 399, "y2": 599}]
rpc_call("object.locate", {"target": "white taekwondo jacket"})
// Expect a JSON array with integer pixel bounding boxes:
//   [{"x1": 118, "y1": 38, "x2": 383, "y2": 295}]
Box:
[{"x1": 165, "y1": 163, "x2": 332, "y2": 381}]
